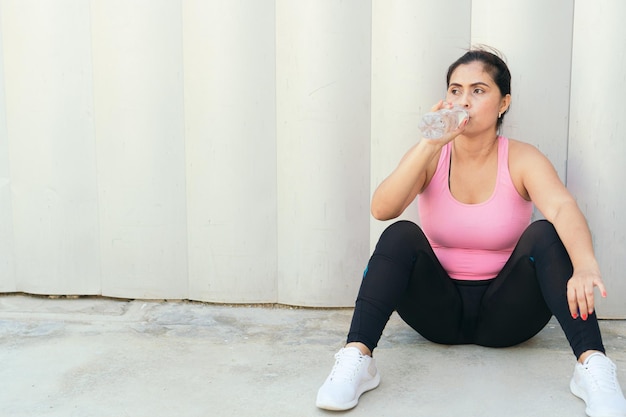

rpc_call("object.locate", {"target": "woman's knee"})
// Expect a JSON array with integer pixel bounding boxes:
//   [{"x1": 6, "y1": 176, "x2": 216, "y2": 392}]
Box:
[
  {"x1": 376, "y1": 221, "x2": 426, "y2": 253},
  {"x1": 379, "y1": 220, "x2": 423, "y2": 241},
  {"x1": 519, "y1": 219, "x2": 562, "y2": 250},
  {"x1": 526, "y1": 219, "x2": 557, "y2": 238},
  {"x1": 522, "y1": 219, "x2": 572, "y2": 281}
]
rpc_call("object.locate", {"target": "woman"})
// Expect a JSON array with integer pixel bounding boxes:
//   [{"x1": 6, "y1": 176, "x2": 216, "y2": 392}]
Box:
[{"x1": 316, "y1": 48, "x2": 626, "y2": 417}]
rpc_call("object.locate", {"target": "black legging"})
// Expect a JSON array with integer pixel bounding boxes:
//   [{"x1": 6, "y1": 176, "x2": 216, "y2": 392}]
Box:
[{"x1": 347, "y1": 220, "x2": 604, "y2": 359}]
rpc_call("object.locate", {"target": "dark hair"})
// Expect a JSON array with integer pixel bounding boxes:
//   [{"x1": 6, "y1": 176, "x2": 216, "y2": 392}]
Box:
[{"x1": 446, "y1": 46, "x2": 511, "y2": 129}]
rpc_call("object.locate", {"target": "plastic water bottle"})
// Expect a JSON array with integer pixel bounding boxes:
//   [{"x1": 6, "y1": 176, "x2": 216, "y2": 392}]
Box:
[{"x1": 418, "y1": 106, "x2": 469, "y2": 139}]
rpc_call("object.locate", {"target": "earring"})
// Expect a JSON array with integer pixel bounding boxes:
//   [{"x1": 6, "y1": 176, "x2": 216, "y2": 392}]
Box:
[{"x1": 498, "y1": 112, "x2": 502, "y2": 119}]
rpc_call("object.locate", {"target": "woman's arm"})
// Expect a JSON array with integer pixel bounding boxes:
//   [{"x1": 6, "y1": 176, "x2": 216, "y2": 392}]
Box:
[
  {"x1": 370, "y1": 139, "x2": 443, "y2": 220},
  {"x1": 371, "y1": 102, "x2": 468, "y2": 220},
  {"x1": 519, "y1": 144, "x2": 607, "y2": 320}
]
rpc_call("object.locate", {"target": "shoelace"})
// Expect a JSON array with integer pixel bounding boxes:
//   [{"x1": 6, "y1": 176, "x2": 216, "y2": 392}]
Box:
[
  {"x1": 584, "y1": 358, "x2": 619, "y2": 393},
  {"x1": 329, "y1": 350, "x2": 365, "y2": 382}
]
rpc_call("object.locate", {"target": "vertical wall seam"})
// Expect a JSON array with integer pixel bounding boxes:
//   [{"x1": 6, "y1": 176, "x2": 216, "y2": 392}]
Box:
[
  {"x1": 179, "y1": 0, "x2": 190, "y2": 299},
  {"x1": 565, "y1": 0, "x2": 576, "y2": 186},
  {"x1": 469, "y1": 0, "x2": 473, "y2": 46},
  {"x1": 274, "y1": 0, "x2": 280, "y2": 304},
  {"x1": 87, "y1": 0, "x2": 104, "y2": 296}
]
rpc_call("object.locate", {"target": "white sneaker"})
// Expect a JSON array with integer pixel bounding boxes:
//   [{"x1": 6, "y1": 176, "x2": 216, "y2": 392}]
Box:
[
  {"x1": 316, "y1": 346, "x2": 381, "y2": 411},
  {"x1": 570, "y1": 352, "x2": 626, "y2": 417}
]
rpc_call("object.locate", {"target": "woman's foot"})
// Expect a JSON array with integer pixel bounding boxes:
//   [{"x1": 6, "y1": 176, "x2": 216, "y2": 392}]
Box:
[
  {"x1": 316, "y1": 347, "x2": 380, "y2": 410},
  {"x1": 570, "y1": 352, "x2": 626, "y2": 417}
]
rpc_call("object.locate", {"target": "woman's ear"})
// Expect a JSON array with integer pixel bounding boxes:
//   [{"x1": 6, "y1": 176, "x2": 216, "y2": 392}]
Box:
[{"x1": 500, "y1": 94, "x2": 512, "y2": 114}]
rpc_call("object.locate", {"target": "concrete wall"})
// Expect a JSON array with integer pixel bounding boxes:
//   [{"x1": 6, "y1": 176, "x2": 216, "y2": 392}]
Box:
[{"x1": 0, "y1": 1, "x2": 624, "y2": 315}]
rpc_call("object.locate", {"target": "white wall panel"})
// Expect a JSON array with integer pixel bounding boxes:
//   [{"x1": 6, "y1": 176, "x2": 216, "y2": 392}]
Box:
[
  {"x1": 0, "y1": 2, "x2": 624, "y2": 313},
  {"x1": 0, "y1": 7, "x2": 15, "y2": 292},
  {"x1": 568, "y1": 1, "x2": 626, "y2": 318},
  {"x1": 1, "y1": 0, "x2": 100, "y2": 294},
  {"x1": 370, "y1": 0, "x2": 471, "y2": 248},
  {"x1": 91, "y1": 0, "x2": 188, "y2": 299},
  {"x1": 471, "y1": 0, "x2": 574, "y2": 182},
  {"x1": 276, "y1": 0, "x2": 371, "y2": 306},
  {"x1": 183, "y1": 0, "x2": 277, "y2": 303}
]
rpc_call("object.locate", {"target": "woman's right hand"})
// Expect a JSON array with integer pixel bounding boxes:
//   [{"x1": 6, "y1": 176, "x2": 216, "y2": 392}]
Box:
[{"x1": 420, "y1": 100, "x2": 469, "y2": 145}]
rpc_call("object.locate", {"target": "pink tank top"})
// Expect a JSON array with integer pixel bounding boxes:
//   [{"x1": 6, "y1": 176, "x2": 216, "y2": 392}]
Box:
[{"x1": 418, "y1": 136, "x2": 532, "y2": 280}]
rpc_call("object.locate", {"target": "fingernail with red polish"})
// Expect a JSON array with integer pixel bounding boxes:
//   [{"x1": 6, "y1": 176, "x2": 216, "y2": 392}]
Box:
[{"x1": 572, "y1": 312, "x2": 578, "y2": 319}]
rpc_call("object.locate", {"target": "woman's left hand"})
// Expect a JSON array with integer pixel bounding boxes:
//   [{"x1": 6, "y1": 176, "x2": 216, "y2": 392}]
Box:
[{"x1": 566, "y1": 267, "x2": 607, "y2": 320}]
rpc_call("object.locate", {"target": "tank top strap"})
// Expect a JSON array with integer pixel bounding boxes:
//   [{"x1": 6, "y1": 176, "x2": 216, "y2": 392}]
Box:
[
  {"x1": 497, "y1": 135, "x2": 507, "y2": 169},
  {"x1": 496, "y1": 136, "x2": 513, "y2": 187}
]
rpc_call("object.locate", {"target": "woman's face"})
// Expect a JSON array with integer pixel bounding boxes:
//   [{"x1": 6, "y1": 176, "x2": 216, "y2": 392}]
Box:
[{"x1": 445, "y1": 61, "x2": 510, "y2": 135}]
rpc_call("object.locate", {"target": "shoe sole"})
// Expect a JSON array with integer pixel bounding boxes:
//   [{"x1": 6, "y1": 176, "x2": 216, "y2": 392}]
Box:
[{"x1": 316, "y1": 372, "x2": 381, "y2": 411}]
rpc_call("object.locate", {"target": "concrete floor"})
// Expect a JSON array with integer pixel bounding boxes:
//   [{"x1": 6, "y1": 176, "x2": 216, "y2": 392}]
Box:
[{"x1": 1, "y1": 295, "x2": 625, "y2": 417}]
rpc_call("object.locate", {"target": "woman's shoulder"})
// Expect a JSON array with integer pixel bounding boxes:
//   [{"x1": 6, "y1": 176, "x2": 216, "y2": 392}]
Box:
[
  {"x1": 506, "y1": 138, "x2": 545, "y2": 161},
  {"x1": 505, "y1": 138, "x2": 554, "y2": 201},
  {"x1": 506, "y1": 137, "x2": 534, "y2": 150}
]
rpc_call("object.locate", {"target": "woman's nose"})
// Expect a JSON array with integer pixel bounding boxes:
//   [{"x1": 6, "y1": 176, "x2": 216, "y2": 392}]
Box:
[{"x1": 458, "y1": 92, "x2": 471, "y2": 108}]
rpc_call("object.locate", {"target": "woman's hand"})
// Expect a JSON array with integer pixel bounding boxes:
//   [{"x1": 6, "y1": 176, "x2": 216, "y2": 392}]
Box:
[
  {"x1": 566, "y1": 267, "x2": 607, "y2": 320},
  {"x1": 421, "y1": 100, "x2": 469, "y2": 145}
]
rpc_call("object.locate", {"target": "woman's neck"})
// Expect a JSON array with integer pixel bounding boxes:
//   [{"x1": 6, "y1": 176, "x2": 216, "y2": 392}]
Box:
[{"x1": 452, "y1": 133, "x2": 499, "y2": 161}]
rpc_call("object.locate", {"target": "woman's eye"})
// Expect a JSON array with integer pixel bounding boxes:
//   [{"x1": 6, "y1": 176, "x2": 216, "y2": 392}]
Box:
[
  {"x1": 474, "y1": 88, "x2": 484, "y2": 94},
  {"x1": 450, "y1": 88, "x2": 460, "y2": 95}
]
